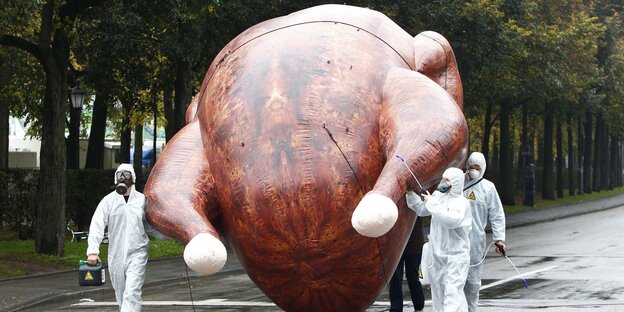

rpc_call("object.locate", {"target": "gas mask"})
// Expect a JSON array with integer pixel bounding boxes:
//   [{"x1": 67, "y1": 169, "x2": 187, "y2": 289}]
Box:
[
  {"x1": 437, "y1": 178, "x2": 452, "y2": 193},
  {"x1": 115, "y1": 170, "x2": 133, "y2": 195},
  {"x1": 467, "y1": 169, "x2": 480, "y2": 180}
]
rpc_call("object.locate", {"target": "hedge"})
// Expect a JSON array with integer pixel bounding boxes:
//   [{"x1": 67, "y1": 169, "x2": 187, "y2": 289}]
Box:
[{"x1": 0, "y1": 168, "x2": 117, "y2": 240}]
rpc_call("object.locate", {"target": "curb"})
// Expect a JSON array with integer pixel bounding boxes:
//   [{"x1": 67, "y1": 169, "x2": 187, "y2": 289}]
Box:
[
  {"x1": 8, "y1": 265, "x2": 245, "y2": 312},
  {"x1": 0, "y1": 256, "x2": 184, "y2": 284},
  {"x1": 505, "y1": 192, "x2": 624, "y2": 229}
]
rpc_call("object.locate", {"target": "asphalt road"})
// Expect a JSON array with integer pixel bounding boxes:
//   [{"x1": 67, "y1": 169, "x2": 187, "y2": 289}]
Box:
[{"x1": 13, "y1": 205, "x2": 624, "y2": 312}]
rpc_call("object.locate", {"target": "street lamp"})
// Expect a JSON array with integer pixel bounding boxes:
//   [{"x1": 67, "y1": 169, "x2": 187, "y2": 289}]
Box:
[
  {"x1": 70, "y1": 84, "x2": 85, "y2": 109},
  {"x1": 69, "y1": 84, "x2": 85, "y2": 169}
]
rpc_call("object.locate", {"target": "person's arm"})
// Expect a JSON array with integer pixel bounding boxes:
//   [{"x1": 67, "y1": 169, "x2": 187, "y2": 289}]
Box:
[
  {"x1": 406, "y1": 191, "x2": 430, "y2": 216},
  {"x1": 86, "y1": 197, "x2": 109, "y2": 264},
  {"x1": 488, "y1": 184, "x2": 506, "y2": 254},
  {"x1": 488, "y1": 186, "x2": 506, "y2": 240},
  {"x1": 427, "y1": 196, "x2": 467, "y2": 228}
]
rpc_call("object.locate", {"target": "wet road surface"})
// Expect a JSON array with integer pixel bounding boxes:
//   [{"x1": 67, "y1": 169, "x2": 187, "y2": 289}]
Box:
[{"x1": 17, "y1": 205, "x2": 624, "y2": 311}]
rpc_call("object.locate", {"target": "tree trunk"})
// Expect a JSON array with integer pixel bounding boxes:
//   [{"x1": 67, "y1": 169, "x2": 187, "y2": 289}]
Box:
[
  {"x1": 499, "y1": 101, "x2": 515, "y2": 204},
  {"x1": 619, "y1": 139, "x2": 623, "y2": 187},
  {"x1": 163, "y1": 86, "x2": 175, "y2": 142},
  {"x1": 518, "y1": 101, "x2": 529, "y2": 197},
  {"x1": 174, "y1": 60, "x2": 192, "y2": 133},
  {"x1": 85, "y1": 91, "x2": 109, "y2": 169},
  {"x1": 556, "y1": 118, "x2": 564, "y2": 198},
  {"x1": 610, "y1": 135, "x2": 618, "y2": 189},
  {"x1": 601, "y1": 126, "x2": 610, "y2": 190},
  {"x1": 542, "y1": 107, "x2": 554, "y2": 200},
  {"x1": 36, "y1": 51, "x2": 68, "y2": 257},
  {"x1": 119, "y1": 112, "x2": 131, "y2": 164},
  {"x1": 577, "y1": 116, "x2": 584, "y2": 195},
  {"x1": 521, "y1": 101, "x2": 528, "y2": 149},
  {"x1": 583, "y1": 111, "x2": 593, "y2": 193},
  {"x1": 0, "y1": 96, "x2": 8, "y2": 170},
  {"x1": 592, "y1": 114, "x2": 603, "y2": 191},
  {"x1": 491, "y1": 135, "x2": 499, "y2": 182},
  {"x1": 567, "y1": 116, "x2": 575, "y2": 196},
  {"x1": 482, "y1": 99, "x2": 493, "y2": 162},
  {"x1": 133, "y1": 124, "x2": 143, "y2": 190}
]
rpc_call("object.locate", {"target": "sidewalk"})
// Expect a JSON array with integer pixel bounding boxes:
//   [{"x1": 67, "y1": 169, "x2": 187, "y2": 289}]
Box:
[
  {"x1": 504, "y1": 192, "x2": 624, "y2": 228},
  {"x1": 0, "y1": 252, "x2": 244, "y2": 312},
  {"x1": 2, "y1": 192, "x2": 624, "y2": 312}
]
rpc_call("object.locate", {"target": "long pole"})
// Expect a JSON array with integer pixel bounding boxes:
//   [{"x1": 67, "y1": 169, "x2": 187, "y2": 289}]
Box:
[{"x1": 68, "y1": 105, "x2": 81, "y2": 169}]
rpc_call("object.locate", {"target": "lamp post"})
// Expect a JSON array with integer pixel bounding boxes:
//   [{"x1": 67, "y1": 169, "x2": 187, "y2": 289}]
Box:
[{"x1": 69, "y1": 84, "x2": 85, "y2": 169}]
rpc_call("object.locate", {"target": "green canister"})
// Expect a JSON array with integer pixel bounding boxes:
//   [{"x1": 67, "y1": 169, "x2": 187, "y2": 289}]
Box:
[{"x1": 78, "y1": 260, "x2": 106, "y2": 286}]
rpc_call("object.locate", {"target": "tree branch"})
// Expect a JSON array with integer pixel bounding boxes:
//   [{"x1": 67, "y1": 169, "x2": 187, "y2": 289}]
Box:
[
  {"x1": 38, "y1": 1, "x2": 54, "y2": 55},
  {"x1": 69, "y1": 62, "x2": 87, "y2": 80},
  {"x1": 59, "y1": 0, "x2": 106, "y2": 20},
  {"x1": 0, "y1": 34, "x2": 44, "y2": 64}
]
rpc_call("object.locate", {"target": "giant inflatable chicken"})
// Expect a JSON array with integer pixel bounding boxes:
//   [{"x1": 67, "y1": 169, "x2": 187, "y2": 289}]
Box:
[{"x1": 144, "y1": 4, "x2": 468, "y2": 311}]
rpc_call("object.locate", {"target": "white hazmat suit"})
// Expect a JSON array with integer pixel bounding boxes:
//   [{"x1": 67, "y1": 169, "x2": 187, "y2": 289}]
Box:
[
  {"x1": 407, "y1": 167, "x2": 472, "y2": 312},
  {"x1": 87, "y1": 164, "x2": 164, "y2": 312},
  {"x1": 462, "y1": 152, "x2": 506, "y2": 312}
]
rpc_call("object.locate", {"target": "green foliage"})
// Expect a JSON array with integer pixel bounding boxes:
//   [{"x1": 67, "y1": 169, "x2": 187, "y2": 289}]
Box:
[
  {"x1": 0, "y1": 239, "x2": 184, "y2": 278},
  {"x1": 65, "y1": 169, "x2": 117, "y2": 230},
  {"x1": 0, "y1": 2, "x2": 41, "y2": 40},
  {"x1": 0, "y1": 171, "x2": 7, "y2": 234},
  {"x1": 0, "y1": 169, "x2": 38, "y2": 240},
  {"x1": 601, "y1": 17, "x2": 624, "y2": 135},
  {"x1": 0, "y1": 46, "x2": 46, "y2": 138},
  {"x1": 0, "y1": 169, "x2": 116, "y2": 239}
]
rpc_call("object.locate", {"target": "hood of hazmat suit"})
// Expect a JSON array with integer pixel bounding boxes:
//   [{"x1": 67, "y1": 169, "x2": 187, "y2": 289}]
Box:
[
  {"x1": 464, "y1": 152, "x2": 486, "y2": 188},
  {"x1": 115, "y1": 163, "x2": 137, "y2": 184}
]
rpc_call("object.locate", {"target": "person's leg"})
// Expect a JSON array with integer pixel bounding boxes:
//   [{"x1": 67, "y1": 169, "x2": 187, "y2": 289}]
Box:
[
  {"x1": 389, "y1": 255, "x2": 406, "y2": 312},
  {"x1": 430, "y1": 254, "x2": 447, "y2": 312},
  {"x1": 464, "y1": 263, "x2": 484, "y2": 312},
  {"x1": 443, "y1": 255, "x2": 470, "y2": 312},
  {"x1": 121, "y1": 252, "x2": 148, "y2": 312},
  {"x1": 405, "y1": 253, "x2": 425, "y2": 311},
  {"x1": 108, "y1": 262, "x2": 126, "y2": 309}
]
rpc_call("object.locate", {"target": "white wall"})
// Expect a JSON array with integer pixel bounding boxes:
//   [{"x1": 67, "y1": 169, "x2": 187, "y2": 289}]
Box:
[{"x1": 8, "y1": 117, "x2": 41, "y2": 167}]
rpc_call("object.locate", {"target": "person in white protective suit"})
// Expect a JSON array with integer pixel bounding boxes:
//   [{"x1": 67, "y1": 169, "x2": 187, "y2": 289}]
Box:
[
  {"x1": 462, "y1": 152, "x2": 506, "y2": 312},
  {"x1": 406, "y1": 167, "x2": 472, "y2": 312},
  {"x1": 87, "y1": 163, "x2": 166, "y2": 312}
]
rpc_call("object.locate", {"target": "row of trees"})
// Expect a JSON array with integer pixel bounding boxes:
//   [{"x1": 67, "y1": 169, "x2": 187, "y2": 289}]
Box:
[{"x1": 2, "y1": 0, "x2": 624, "y2": 256}]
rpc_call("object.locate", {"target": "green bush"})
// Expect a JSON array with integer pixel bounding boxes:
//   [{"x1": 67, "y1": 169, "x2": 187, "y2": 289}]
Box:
[
  {"x1": 0, "y1": 171, "x2": 10, "y2": 239},
  {"x1": 1, "y1": 169, "x2": 38, "y2": 240},
  {"x1": 66, "y1": 169, "x2": 116, "y2": 231},
  {"x1": 0, "y1": 170, "x2": 6, "y2": 223},
  {"x1": 1, "y1": 168, "x2": 117, "y2": 240}
]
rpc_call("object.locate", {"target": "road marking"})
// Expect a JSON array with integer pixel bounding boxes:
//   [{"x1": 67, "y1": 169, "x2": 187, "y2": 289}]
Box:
[
  {"x1": 72, "y1": 298, "x2": 277, "y2": 307},
  {"x1": 480, "y1": 265, "x2": 558, "y2": 291},
  {"x1": 480, "y1": 299, "x2": 624, "y2": 308},
  {"x1": 72, "y1": 299, "x2": 426, "y2": 308},
  {"x1": 372, "y1": 300, "x2": 430, "y2": 306}
]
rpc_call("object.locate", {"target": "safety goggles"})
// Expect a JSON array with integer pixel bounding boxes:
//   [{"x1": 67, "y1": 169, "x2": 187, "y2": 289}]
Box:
[{"x1": 116, "y1": 171, "x2": 133, "y2": 181}]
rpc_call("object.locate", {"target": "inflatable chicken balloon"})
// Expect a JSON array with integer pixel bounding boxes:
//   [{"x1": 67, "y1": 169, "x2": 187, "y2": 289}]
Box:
[{"x1": 145, "y1": 4, "x2": 468, "y2": 311}]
